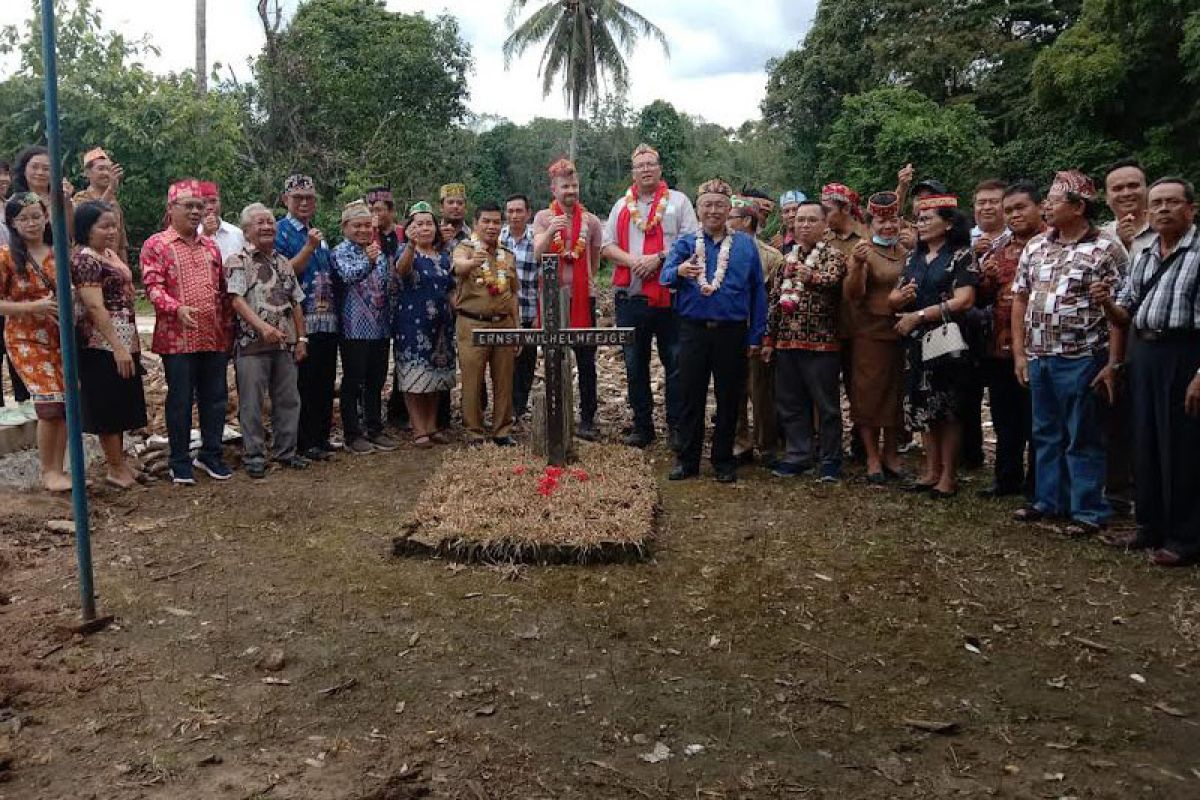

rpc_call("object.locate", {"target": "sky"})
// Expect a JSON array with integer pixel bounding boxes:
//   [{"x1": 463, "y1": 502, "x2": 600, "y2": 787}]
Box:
[{"x1": 0, "y1": 0, "x2": 817, "y2": 128}]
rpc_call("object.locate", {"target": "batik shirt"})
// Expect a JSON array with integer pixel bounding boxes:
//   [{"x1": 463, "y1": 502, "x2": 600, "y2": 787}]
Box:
[
  {"x1": 225, "y1": 244, "x2": 305, "y2": 355},
  {"x1": 333, "y1": 239, "x2": 391, "y2": 340},
  {"x1": 140, "y1": 227, "x2": 231, "y2": 354},
  {"x1": 765, "y1": 240, "x2": 848, "y2": 352},
  {"x1": 1012, "y1": 228, "x2": 1127, "y2": 358},
  {"x1": 500, "y1": 224, "x2": 538, "y2": 325},
  {"x1": 275, "y1": 214, "x2": 339, "y2": 335}
]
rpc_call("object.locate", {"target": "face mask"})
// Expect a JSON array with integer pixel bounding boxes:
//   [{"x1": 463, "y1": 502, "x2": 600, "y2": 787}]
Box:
[{"x1": 873, "y1": 235, "x2": 898, "y2": 247}]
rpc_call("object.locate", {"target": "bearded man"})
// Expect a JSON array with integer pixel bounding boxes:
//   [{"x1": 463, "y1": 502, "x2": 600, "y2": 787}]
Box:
[
  {"x1": 533, "y1": 159, "x2": 605, "y2": 440},
  {"x1": 600, "y1": 143, "x2": 699, "y2": 448}
]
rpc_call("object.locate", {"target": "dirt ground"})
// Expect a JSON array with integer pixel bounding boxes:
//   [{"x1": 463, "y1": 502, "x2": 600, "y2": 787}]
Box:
[{"x1": 2, "y1": 426, "x2": 1200, "y2": 800}]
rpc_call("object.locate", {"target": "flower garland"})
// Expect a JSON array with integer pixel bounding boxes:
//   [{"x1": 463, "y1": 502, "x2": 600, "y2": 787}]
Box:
[
  {"x1": 471, "y1": 235, "x2": 510, "y2": 296},
  {"x1": 624, "y1": 185, "x2": 669, "y2": 233},
  {"x1": 693, "y1": 233, "x2": 733, "y2": 296},
  {"x1": 550, "y1": 199, "x2": 588, "y2": 262},
  {"x1": 778, "y1": 242, "x2": 825, "y2": 313}
]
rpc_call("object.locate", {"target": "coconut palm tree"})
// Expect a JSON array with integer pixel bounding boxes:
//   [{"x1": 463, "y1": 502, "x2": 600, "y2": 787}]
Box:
[
  {"x1": 195, "y1": 0, "x2": 207, "y2": 95},
  {"x1": 503, "y1": 0, "x2": 669, "y2": 160}
]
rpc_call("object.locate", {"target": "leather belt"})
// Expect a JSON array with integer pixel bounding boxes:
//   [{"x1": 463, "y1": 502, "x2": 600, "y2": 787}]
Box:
[{"x1": 458, "y1": 309, "x2": 510, "y2": 324}]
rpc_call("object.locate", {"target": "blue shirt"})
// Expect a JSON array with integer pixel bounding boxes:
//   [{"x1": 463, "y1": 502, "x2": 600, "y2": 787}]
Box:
[
  {"x1": 662, "y1": 230, "x2": 767, "y2": 346},
  {"x1": 333, "y1": 240, "x2": 391, "y2": 340},
  {"x1": 275, "y1": 215, "x2": 339, "y2": 335}
]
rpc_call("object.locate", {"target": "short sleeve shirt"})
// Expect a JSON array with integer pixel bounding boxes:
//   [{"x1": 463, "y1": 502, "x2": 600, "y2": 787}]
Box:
[{"x1": 225, "y1": 245, "x2": 304, "y2": 355}]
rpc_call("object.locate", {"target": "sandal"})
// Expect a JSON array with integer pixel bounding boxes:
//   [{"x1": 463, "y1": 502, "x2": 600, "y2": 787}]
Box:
[
  {"x1": 1013, "y1": 505, "x2": 1045, "y2": 523},
  {"x1": 1149, "y1": 548, "x2": 1194, "y2": 567},
  {"x1": 413, "y1": 435, "x2": 434, "y2": 449},
  {"x1": 430, "y1": 431, "x2": 451, "y2": 445},
  {"x1": 1099, "y1": 530, "x2": 1151, "y2": 550},
  {"x1": 1064, "y1": 520, "x2": 1103, "y2": 538}
]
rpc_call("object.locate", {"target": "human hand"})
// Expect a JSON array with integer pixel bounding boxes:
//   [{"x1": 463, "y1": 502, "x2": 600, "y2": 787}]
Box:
[
  {"x1": 1090, "y1": 364, "x2": 1119, "y2": 405},
  {"x1": 1089, "y1": 277, "x2": 1114, "y2": 308},
  {"x1": 548, "y1": 215, "x2": 569, "y2": 236},
  {"x1": 366, "y1": 242, "x2": 382, "y2": 263},
  {"x1": 898, "y1": 163, "x2": 914, "y2": 188},
  {"x1": 760, "y1": 345, "x2": 773, "y2": 364},
  {"x1": 1014, "y1": 354, "x2": 1029, "y2": 387},
  {"x1": 202, "y1": 214, "x2": 220, "y2": 236},
  {"x1": 439, "y1": 222, "x2": 455, "y2": 242},
  {"x1": 1186, "y1": 375, "x2": 1200, "y2": 417},
  {"x1": 1117, "y1": 214, "x2": 1139, "y2": 247},
  {"x1": 62, "y1": 178, "x2": 75, "y2": 197},
  {"x1": 177, "y1": 305, "x2": 199, "y2": 329},
  {"x1": 113, "y1": 345, "x2": 135, "y2": 379},
  {"x1": 747, "y1": 345, "x2": 761, "y2": 359},
  {"x1": 894, "y1": 312, "x2": 921, "y2": 337},
  {"x1": 28, "y1": 297, "x2": 58, "y2": 319},
  {"x1": 770, "y1": 233, "x2": 783, "y2": 249},
  {"x1": 897, "y1": 279, "x2": 918, "y2": 305},
  {"x1": 974, "y1": 233, "x2": 993, "y2": 257},
  {"x1": 678, "y1": 259, "x2": 703, "y2": 280},
  {"x1": 259, "y1": 324, "x2": 286, "y2": 345},
  {"x1": 306, "y1": 228, "x2": 325, "y2": 250},
  {"x1": 111, "y1": 163, "x2": 124, "y2": 186},
  {"x1": 851, "y1": 240, "x2": 871, "y2": 265},
  {"x1": 294, "y1": 341, "x2": 308, "y2": 363}
]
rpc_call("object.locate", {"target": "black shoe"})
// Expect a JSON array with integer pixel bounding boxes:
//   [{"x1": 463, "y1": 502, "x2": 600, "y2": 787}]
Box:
[
  {"x1": 623, "y1": 430, "x2": 655, "y2": 448},
  {"x1": 977, "y1": 485, "x2": 1022, "y2": 499},
  {"x1": 277, "y1": 455, "x2": 310, "y2": 470},
  {"x1": 304, "y1": 446, "x2": 332, "y2": 462},
  {"x1": 576, "y1": 421, "x2": 598, "y2": 441},
  {"x1": 493, "y1": 435, "x2": 517, "y2": 447},
  {"x1": 245, "y1": 461, "x2": 267, "y2": 479},
  {"x1": 668, "y1": 462, "x2": 699, "y2": 481},
  {"x1": 715, "y1": 469, "x2": 737, "y2": 484}
]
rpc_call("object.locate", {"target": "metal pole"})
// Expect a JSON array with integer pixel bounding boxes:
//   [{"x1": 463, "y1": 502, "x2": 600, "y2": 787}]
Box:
[{"x1": 41, "y1": 0, "x2": 97, "y2": 622}]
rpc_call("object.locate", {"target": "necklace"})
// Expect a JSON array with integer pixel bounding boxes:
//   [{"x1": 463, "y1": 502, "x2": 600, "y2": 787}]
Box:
[
  {"x1": 778, "y1": 243, "x2": 822, "y2": 312},
  {"x1": 625, "y1": 183, "x2": 668, "y2": 232},
  {"x1": 550, "y1": 200, "x2": 588, "y2": 261},
  {"x1": 471, "y1": 235, "x2": 509, "y2": 296},
  {"x1": 693, "y1": 233, "x2": 733, "y2": 296}
]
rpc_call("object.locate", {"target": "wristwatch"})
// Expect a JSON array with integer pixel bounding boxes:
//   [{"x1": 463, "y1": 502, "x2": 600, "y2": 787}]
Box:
[{"x1": 298, "y1": 336, "x2": 309, "y2": 343}]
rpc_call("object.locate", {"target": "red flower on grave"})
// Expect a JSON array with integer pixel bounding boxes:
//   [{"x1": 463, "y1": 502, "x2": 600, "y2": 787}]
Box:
[
  {"x1": 570, "y1": 468, "x2": 589, "y2": 482},
  {"x1": 512, "y1": 465, "x2": 527, "y2": 475},
  {"x1": 544, "y1": 466, "x2": 565, "y2": 479}
]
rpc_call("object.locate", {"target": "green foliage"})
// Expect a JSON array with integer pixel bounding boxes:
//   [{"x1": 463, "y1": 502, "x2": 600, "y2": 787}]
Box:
[
  {"x1": 637, "y1": 100, "x2": 687, "y2": 186},
  {"x1": 816, "y1": 88, "x2": 994, "y2": 197}
]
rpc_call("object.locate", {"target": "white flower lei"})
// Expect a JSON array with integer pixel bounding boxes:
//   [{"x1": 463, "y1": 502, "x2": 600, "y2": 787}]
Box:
[
  {"x1": 779, "y1": 241, "x2": 825, "y2": 305},
  {"x1": 693, "y1": 233, "x2": 733, "y2": 296},
  {"x1": 471, "y1": 234, "x2": 509, "y2": 291},
  {"x1": 624, "y1": 186, "x2": 669, "y2": 232}
]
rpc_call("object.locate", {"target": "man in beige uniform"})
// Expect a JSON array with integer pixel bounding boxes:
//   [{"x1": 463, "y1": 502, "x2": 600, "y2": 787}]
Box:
[
  {"x1": 453, "y1": 201, "x2": 519, "y2": 446},
  {"x1": 729, "y1": 195, "x2": 785, "y2": 466}
]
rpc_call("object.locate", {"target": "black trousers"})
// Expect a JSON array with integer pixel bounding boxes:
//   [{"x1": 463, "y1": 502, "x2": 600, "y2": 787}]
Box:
[
  {"x1": 573, "y1": 345, "x2": 597, "y2": 424},
  {"x1": 0, "y1": 315, "x2": 30, "y2": 404},
  {"x1": 340, "y1": 338, "x2": 389, "y2": 440},
  {"x1": 981, "y1": 357, "x2": 1034, "y2": 496},
  {"x1": 298, "y1": 332, "x2": 339, "y2": 452},
  {"x1": 676, "y1": 319, "x2": 748, "y2": 471},
  {"x1": 514, "y1": 320, "x2": 538, "y2": 417},
  {"x1": 1129, "y1": 335, "x2": 1200, "y2": 558},
  {"x1": 958, "y1": 362, "x2": 985, "y2": 468}
]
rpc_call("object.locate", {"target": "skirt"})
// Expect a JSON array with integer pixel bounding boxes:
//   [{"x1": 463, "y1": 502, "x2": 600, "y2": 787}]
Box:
[
  {"x1": 850, "y1": 336, "x2": 904, "y2": 428},
  {"x1": 79, "y1": 347, "x2": 148, "y2": 434},
  {"x1": 904, "y1": 341, "x2": 969, "y2": 433}
]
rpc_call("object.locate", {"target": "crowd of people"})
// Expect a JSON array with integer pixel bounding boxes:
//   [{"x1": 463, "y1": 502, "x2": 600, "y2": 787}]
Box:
[{"x1": 0, "y1": 143, "x2": 1198, "y2": 567}]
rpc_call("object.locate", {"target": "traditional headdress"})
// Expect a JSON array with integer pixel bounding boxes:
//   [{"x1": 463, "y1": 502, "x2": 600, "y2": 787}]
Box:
[
  {"x1": 439, "y1": 183, "x2": 466, "y2": 201},
  {"x1": 340, "y1": 199, "x2": 372, "y2": 224},
  {"x1": 779, "y1": 190, "x2": 807, "y2": 208},
  {"x1": 82, "y1": 147, "x2": 109, "y2": 168},
  {"x1": 631, "y1": 143, "x2": 659, "y2": 162},
  {"x1": 697, "y1": 179, "x2": 733, "y2": 199},
  {"x1": 407, "y1": 200, "x2": 433, "y2": 217},
  {"x1": 366, "y1": 186, "x2": 394, "y2": 206},
  {"x1": 284, "y1": 174, "x2": 315, "y2": 194},
  {"x1": 168, "y1": 179, "x2": 204, "y2": 204},
  {"x1": 867, "y1": 191, "x2": 900, "y2": 220},
  {"x1": 821, "y1": 183, "x2": 863, "y2": 221},
  {"x1": 731, "y1": 195, "x2": 755, "y2": 209},
  {"x1": 1050, "y1": 169, "x2": 1097, "y2": 201},
  {"x1": 547, "y1": 159, "x2": 577, "y2": 180},
  {"x1": 914, "y1": 194, "x2": 959, "y2": 213},
  {"x1": 198, "y1": 181, "x2": 219, "y2": 199},
  {"x1": 12, "y1": 191, "x2": 43, "y2": 209}
]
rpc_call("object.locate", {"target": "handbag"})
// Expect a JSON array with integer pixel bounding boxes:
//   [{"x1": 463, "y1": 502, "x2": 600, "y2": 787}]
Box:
[{"x1": 920, "y1": 303, "x2": 969, "y2": 367}]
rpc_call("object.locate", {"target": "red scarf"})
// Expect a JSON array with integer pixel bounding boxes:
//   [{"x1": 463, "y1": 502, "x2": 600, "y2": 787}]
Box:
[
  {"x1": 548, "y1": 199, "x2": 593, "y2": 328},
  {"x1": 614, "y1": 181, "x2": 671, "y2": 308}
]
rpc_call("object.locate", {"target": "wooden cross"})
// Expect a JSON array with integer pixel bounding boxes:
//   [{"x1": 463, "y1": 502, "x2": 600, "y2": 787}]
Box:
[{"x1": 472, "y1": 254, "x2": 634, "y2": 465}]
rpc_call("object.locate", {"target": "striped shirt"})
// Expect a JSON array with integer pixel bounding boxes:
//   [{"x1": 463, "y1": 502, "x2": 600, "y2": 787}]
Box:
[
  {"x1": 1116, "y1": 225, "x2": 1200, "y2": 331},
  {"x1": 501, "y1": 224, "x2": 538, "y2": 325}
]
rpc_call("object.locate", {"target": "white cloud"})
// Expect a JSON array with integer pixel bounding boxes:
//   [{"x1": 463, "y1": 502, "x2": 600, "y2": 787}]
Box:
[{"x1": 0, "y1": 0, "x2": 816, "y2": 128}]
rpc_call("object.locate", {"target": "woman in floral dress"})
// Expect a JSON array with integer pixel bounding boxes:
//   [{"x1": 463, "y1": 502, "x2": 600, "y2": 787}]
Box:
[
  {"x1": 391, "y1": 202, "x2": 456, "y2": 447},
  {"x1": 0, "y1": 193, "x2": 68, "y2": 491}
]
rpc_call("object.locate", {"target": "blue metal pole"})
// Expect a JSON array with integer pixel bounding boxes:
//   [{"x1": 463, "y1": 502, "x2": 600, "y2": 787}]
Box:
[{"x1": 41, "y1": 0, "x2": 96, "y2": 622}]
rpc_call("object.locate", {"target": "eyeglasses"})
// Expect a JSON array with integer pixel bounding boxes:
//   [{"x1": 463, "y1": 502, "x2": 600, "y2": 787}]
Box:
[
  {"x1": 632, "y1": 162, "x2": 660, "y2": 172},
  {"x1": 1150, "y1": 197, "x2": 1191, "y2": 210},
  {"x1": 173, "y1": 199, "x2": 204, "y2": 211}
]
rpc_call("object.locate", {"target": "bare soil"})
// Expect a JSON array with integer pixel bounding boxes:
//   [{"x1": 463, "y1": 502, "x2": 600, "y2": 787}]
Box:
[{"x1": 2, "y1": 434, "x2": 1200, "y2": 800}]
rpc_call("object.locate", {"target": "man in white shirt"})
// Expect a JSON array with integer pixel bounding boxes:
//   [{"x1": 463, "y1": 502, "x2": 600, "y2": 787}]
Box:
[
  {"x1": 1101, "y1": 159, "x2": 1155, "y2": 262},
  {"x1": 601, "y1": 143, "x2": 700, "y2": 448},
  {"x1": 199, "y1": 181, "x2": 245, "y2": 261}
]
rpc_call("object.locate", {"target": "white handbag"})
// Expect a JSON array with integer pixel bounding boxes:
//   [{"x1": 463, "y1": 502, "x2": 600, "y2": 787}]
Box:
[{"x1": 921, "y1": 320, "x2": 968, "y2": 366}]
